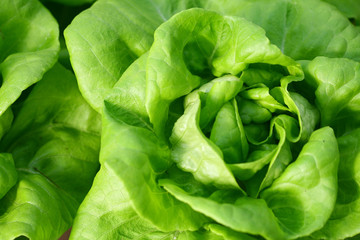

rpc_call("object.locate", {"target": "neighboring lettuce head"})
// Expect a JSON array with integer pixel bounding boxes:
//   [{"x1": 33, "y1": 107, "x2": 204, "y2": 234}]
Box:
[{"x1": 0, "y1": 0, "x2": 60, "y2": 139}]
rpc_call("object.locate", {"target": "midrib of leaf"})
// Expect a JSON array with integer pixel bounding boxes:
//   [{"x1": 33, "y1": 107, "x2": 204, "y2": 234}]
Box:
[
  {"x1": 148, "y1": 0, "x2": 168, "y2": 22},
  {"x1": 280, "y1": 1, "x2": 290, "y2": 53}
]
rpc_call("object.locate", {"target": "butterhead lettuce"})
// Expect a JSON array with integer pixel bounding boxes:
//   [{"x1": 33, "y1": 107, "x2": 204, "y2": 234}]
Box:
[{"x1": 0, "y1": 0, "x2": 359, "y2": 239}]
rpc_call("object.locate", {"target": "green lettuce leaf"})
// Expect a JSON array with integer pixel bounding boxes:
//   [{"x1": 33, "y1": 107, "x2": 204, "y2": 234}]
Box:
[
  {"x1": 0, "y1": 171, "x2": 78, "y2": 240},
  {"x1": 321, "y1": 0, "x2": 360, "y2": 25},
  {"x1": 64, "y1": 0, "x2": 169, "y2": 112},
  {"x1": 312, "y1": 128, "x2": 360, "y2": 239},
  {"x1": 302, "y1": 57, "x2": 360, "y2": 134},
  {"x1": 70, "y1": 164, "x2": 170, "y2": 240},
  {"x1": 261, "y1": 127, "x2": 339, "y2": 239},
  {"x1": 0, "y1": 109, "x2": 13, "y2": 140},
  {"x1": 101, "y1": 102, "x2": 210, "y2": 232},
  {"x1": 1, "y1": 63, "x2": 101, "y2": 203},
  {"x1": 0, "y1": 0, "x2": 59, "y2": 118},
  {"x1": 160, "y1": 179, "x2": 285, "y2": 240},
  {"x1": 145, "y1": 8, "x2": 301, "y2": 135},
  {"x1": 201, "y1": 0, "x2": 360, "y2": 61},
  {"x1": 31, "y1": 1, "x2": 360, "y2": 239},
  {"x1": 210, "y1": 99, "x2": 248, "y2": 164},
  {"x1": 170, "y1": 94, "x2": 239, "y2": 190},
  {"x1": 41, "y1": 0, "x2": 95, "y2": 6},
  {"x1": 0, "y1": 154, "x2": 17, "y2": 199}
]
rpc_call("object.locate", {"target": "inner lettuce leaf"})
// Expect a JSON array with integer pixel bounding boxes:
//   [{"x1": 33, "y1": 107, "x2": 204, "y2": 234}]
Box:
[
  {"x1": 145, "y1": 8, "x2": 302, "y2": 136},
  {"x1": 0, "y1": 0, "x2": 59, "y2": 127}
]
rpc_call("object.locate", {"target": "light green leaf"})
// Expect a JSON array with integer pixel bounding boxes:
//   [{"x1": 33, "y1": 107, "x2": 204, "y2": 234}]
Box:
[
  {"x1": 240, "y1": 87, "x2": 289, "y2": 113},
  {"x1": 70, "y1": 164, "x2": 175, "y2": 240},
  {"x1": 312, "y1": 128, "x2": 360, "y2": 239},
  {"x1": 244, "y1": 125, "x2": 293, "y2": 197},
  {"x1": 303, "y1": 57, "x2": 360, "y2": 129},
  {"x1": 0, "y1": 171, "x2": 78, "y2": 240},
  {"x1": 170, "y1": 92, "x2": 240, "y2": 190},
  {"x1": 229, "y1": 144, "x2": 276, "y2": 181},
  {"x1": 0, "y1": 0, "x2": 59, "y2": 116},
  {"x1": 237, "y1": 98, "x2": 272, "y2": 125},
  {"x1": 289, "y1": 92, "x2": 319, "y2": 142},
  {"x1": 239, "y1": 64, "x2": 286, "y2": 89},
  {"x1": 104, "y1": 53, "x2": 151, "y2": 129},
  {"x1": 145, "y1": 8, "x2": 301, "y2": 135},
  {"x1": 64, "y1": 0, "x2": 168, "y2": 112},
  {"x1": 160, "y1": 180, "x2": 285, "y2": 240},
  {"x1": 0, "y1": 154, "x2": 17, "y2": 199},
  {"x1": 198, "y1": 75, "x2": 243, "y2": 129},
  {"x1": 206, "y1": 224, "x2": 258, "y2": 240},
  {"x1": 202, "y1": 0, "x2": 360, "y2": 61},
  {"x1": 229, "y1": 117, "x2": 292, "y2": 188},
  {"x1": 102, "y1": 104, "x2": 209, "y2": 232},
  {"x1": 261, "y1": 127, "x2": 339, "y2": 239},
  {"x1": 210, "y1": 99, "x2": 248, "y2": 163}
]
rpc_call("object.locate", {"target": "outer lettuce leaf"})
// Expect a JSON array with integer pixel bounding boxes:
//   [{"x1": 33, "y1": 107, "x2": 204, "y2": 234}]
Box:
[
  {"x1": 64, "y1": 0, "x2": 169, "y2": 112},
  {"x1": 0, "y1": 0, "x2": 59, "y2": 117},
  {"x1": 0, "y1": 171, "x2": 78, "y2": 240},
  {"x1": 70, "y1": 164, "x2": 229, "y2": 240},
  {"x1": 101, "y1": 103, "x2": 210, "y2": 232},
  {"x1": 261, "y1": 127, "x2": 339, "y2": 239},
  {"x1": 302, "y1": 57, "x2": 360, "y2": 133},
  {"x1": 70, "y1": 164, "x2": 170, "y2": 240},
  {"x1": 0, "y1": 63, "x2": 101, "y2": 203},
  {"x1": 0, "y1": 63, "x2": 101, "y2": 239},
  {"x1": 41, "y1": 0, "x2": 95, "y2": 6},
  {"x1": 0, "y1": 154, "x2": 17, "y2": 199},
  {"x1": 0, "y1": 109, "x2": 13, "y2": 140},
  {"x1": 312, "y1": 128, "x2": 360, "y2": 239},
  {"x1": 201, "y1": 0, "x2": 360, "y2": 61},
  {"x1": 321, "y1": 0, "x2": 360, "y2": 25},
  {"x1": 206, "y1": 224, "x2": 257, "y2": 240},
  {"x1": 104, "y1": 53, "x2": 150, "y2": 129},
  {"x1": 145, "y1": 8, "x2": 301, "y2": 135},
  {"x1": 160, "y1": 180, "x2": 285, "y2": 240}
]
